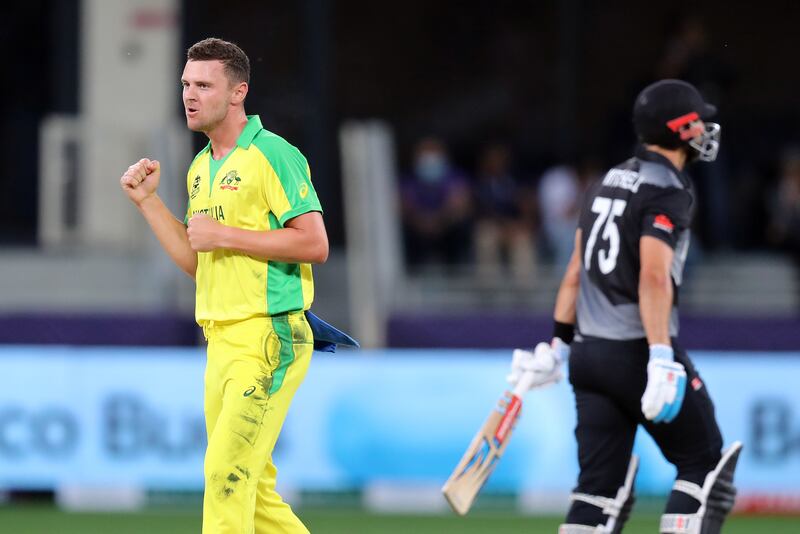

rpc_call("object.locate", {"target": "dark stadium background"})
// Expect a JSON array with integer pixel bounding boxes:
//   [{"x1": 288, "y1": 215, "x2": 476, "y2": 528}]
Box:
[
  {"x1": 1, "y1": 2, "x2": 799, "y2": 533},
  {"x1": 5, "y1": 0, "x2": 800, "y2": 250}
]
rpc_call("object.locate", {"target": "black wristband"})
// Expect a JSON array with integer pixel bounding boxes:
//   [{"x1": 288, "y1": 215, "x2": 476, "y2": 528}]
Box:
[{"x1": 553, "y1": 321, "x2": 575, "y2": 344}]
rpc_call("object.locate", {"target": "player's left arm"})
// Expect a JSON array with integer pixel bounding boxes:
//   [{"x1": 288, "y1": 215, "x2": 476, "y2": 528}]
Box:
[
  {"x1": 638, "y1": 186, "x2": 692, "y2": 423},
  {"x1": 639, "y1": 235, "x2": 686, "y2": 423},
  {"x1": 639, "y1": 236, "x2": 674, "y2": 346},
  {"x1": 187, "y1": 211, "x2": 329, "y2": 264},
  {"x1": 638, "y1": 185, "x2": 691, "y2": 346}
]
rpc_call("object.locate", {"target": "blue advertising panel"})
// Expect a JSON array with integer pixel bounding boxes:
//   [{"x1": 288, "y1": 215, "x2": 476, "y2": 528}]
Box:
[
  {"x1": 0, "y1": 347, "x2": 205, "y2": 489},
  {"x1": 0, "y1": 347, "x2": 798, "y2": 498}
]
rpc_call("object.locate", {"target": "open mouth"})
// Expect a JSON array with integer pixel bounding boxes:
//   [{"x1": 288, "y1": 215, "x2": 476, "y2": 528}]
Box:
[{"x1": 186, "y1": 107, "x2": 198, "y2": 116}]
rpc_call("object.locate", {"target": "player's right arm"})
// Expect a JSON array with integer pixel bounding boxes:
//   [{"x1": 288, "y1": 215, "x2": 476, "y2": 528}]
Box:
[{"x1": 120, "y1": 159, "x2": 197, "y2": 279}]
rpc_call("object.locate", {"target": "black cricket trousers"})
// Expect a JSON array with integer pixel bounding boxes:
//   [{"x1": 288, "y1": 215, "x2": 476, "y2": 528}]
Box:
[{"x1": 565, "y1": 337, "x2": 723, "y2": 525}]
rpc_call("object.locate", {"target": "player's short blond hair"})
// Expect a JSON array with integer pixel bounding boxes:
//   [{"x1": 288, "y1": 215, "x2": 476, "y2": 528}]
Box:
[{"x1": 187, "y1": 38, "x2": 250, "y2": 85}]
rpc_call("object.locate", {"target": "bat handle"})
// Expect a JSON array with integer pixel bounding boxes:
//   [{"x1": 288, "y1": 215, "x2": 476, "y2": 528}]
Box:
[{"x1": 511, "y1": 370, "x2": 536, "y2": 398}]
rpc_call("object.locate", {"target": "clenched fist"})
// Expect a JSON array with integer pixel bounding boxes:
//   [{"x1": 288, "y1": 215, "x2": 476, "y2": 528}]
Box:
[
  {"x1": 120, "y1": 158, "x2": 161, "y2": 206},
  {"x1": 187, "y1": 214, "x2": 227, "y2": 252}
]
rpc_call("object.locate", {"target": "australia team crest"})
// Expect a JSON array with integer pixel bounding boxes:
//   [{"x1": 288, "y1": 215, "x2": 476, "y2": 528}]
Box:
[{"x1": 220, "y1": 170, "x2": 242, "y2": 191}]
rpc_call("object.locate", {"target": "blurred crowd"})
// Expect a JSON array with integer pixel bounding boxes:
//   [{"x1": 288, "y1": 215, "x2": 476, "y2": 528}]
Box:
[
  {"x1": 398, "y1": 135, "x2": 800, "y2": 283},
  {"x1": 399, "y1": 136, "x2": 599, "y2": 282}
]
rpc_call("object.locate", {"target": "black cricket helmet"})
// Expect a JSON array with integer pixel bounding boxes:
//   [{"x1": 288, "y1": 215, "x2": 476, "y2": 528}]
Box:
[{"x1": 633, "y1": 79, "x2": 721, "y2": 162}]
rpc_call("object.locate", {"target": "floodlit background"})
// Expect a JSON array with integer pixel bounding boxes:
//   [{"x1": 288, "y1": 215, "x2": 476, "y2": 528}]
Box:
[{"x1": 2, "y1": 1, "x2": 800, "y2": 532}]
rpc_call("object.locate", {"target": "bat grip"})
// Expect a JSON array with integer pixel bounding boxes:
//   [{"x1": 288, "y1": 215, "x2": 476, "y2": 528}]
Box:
[{"x1": 511, "y1": 370, "x2": 536, "y2": 398}]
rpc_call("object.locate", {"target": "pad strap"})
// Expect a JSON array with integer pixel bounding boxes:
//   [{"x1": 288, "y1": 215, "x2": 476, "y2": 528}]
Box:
[
  {"x1": 559, "y1": 524, "x2": 604, "y2": 534},
  {"x1": 571, "y1": 493, "x2": 619, "y2": 515},
  {"x1": 568, "y1": 454, "x2": 639, "y2": 534},
  {"x1": 672, "y1": 479, "x2": 704, "y2": 502}
]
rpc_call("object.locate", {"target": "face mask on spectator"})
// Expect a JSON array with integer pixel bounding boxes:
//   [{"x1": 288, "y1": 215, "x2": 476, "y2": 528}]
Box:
[{"x1": 415, "y1": 152, "x2": 447, "y2": 184}]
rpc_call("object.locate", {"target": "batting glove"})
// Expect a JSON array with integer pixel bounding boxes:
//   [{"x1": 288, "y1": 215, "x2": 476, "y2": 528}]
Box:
[{"x1": 640, "y1": 344, "x2": 687, "y2": 423}]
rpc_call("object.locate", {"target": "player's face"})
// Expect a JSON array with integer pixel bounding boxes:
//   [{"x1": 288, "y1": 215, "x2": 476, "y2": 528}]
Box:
[
  {"x1": 181, "y1": 60, "x2": 234, "y2": 133},
  {"x1": 678, "y1": 119, "x2": 706, "y2": 142}
]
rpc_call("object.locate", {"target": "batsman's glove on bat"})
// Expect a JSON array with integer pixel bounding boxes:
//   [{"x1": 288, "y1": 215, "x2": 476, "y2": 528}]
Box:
[{"x1": 507, "y1": 337, "x2": 570, "y2": 391}]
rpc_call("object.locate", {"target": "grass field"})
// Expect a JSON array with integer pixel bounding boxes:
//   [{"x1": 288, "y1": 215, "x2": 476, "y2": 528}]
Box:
[{"x1": 0, "y1": 506, "x2": 798, "y2": 533}]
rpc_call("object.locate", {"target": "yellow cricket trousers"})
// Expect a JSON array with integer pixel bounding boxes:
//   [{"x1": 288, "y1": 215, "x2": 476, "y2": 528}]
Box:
[{"x1": 202, "y1": 312, "x2": 313, "y2": 534}]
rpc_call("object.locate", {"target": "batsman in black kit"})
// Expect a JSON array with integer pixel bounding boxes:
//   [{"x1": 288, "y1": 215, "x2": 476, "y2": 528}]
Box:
[{"x1": 506, "y1": 80, "x2": 741, "y2": 533}]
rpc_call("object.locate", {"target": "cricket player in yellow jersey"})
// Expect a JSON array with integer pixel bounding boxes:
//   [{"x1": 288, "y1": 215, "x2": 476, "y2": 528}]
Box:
[{"x1": 119, "y1": 38, "x2": 327, "y2": 533}]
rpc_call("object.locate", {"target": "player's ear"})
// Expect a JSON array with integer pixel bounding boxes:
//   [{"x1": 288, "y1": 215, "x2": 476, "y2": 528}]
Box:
[{"x1": 231, "y1": 81, "x2": 248, "y2": 105}]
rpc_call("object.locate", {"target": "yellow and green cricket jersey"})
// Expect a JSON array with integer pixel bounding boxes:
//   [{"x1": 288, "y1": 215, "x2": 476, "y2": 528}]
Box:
[{"x1": 185, "y1": 115, "x2": 322, "y2": 325}]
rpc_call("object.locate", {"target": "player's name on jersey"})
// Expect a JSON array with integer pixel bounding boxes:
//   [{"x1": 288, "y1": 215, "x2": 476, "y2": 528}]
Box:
[{"x1": 602, "y1": 169, "x2": 644, "y2": 193}]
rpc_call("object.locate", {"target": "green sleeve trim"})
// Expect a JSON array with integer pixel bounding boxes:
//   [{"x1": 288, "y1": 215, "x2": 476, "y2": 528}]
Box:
[
  {"x1": 251, "y1": 133, "x2": 322, "y2": 220},
  {"x1": 278, "y1": 206, "x2": 323, "y2": 226}
]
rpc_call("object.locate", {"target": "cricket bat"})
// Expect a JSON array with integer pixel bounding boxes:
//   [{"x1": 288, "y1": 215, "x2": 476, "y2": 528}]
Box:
[{"x1": 442, "y1": 370, "x2": 536, "y2": 515}]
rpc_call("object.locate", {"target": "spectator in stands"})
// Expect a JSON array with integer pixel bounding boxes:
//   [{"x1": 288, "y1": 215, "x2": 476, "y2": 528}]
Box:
[
  {"x1": 473, "y1": 142, "x2": 537, "y2": 285},
  {"x1": 538, "y1": 163, "x2": 581, "y2": 268},
  {"x1": 400, "y1": 137, "x2": 473, "y2": 272},
  {"x1": 767, "y1": 148, "x2": 800, "y2": 266},
  {"x1": 538, "y1": 160, "x2": 599, "y2": 269}
]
